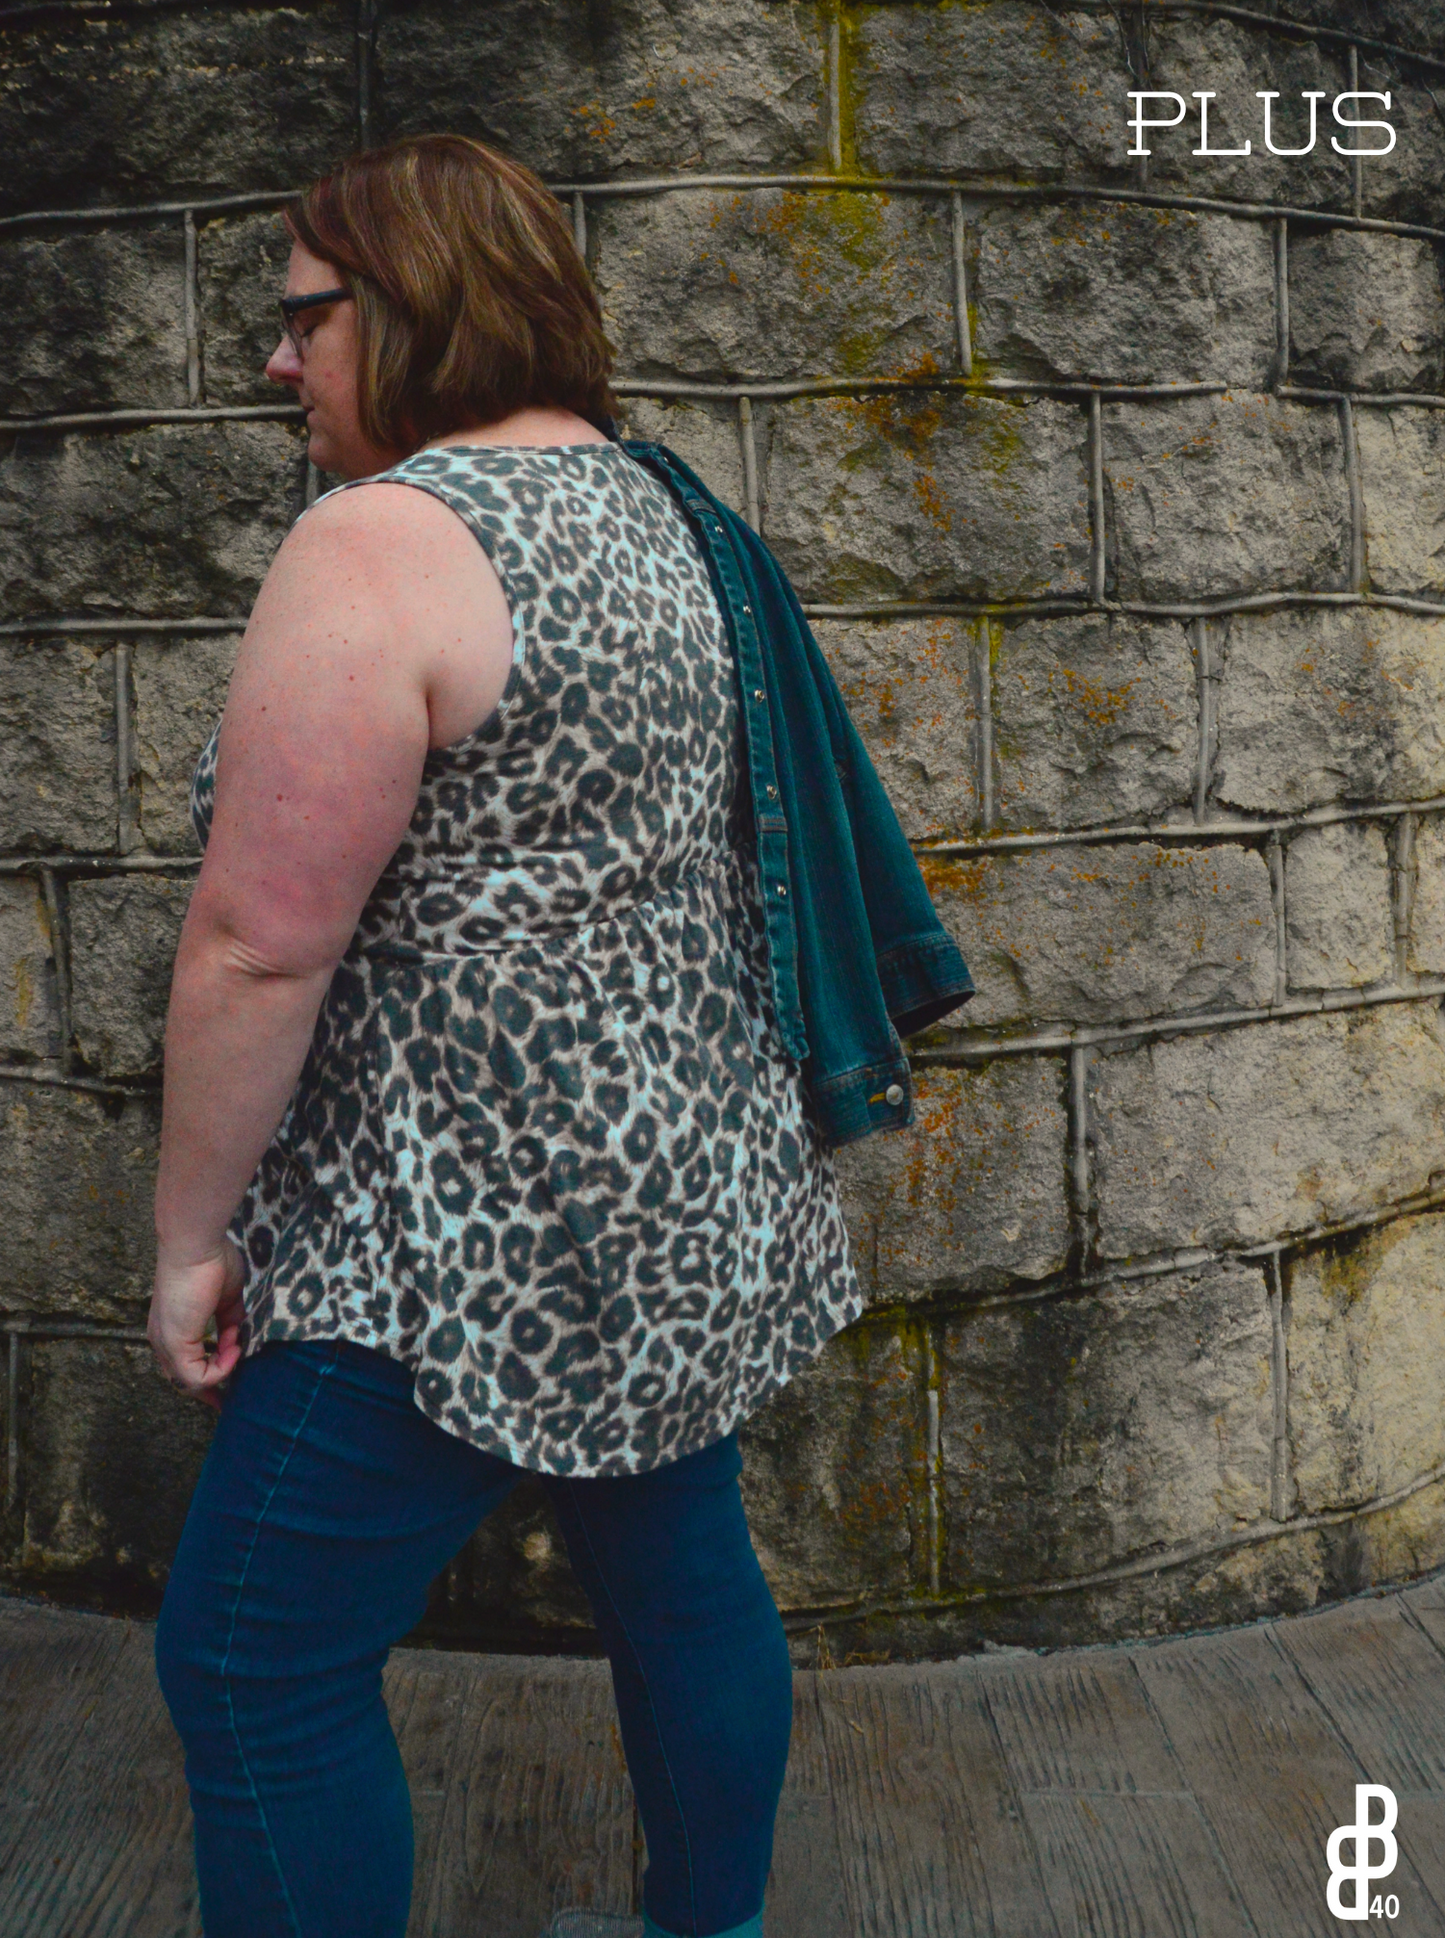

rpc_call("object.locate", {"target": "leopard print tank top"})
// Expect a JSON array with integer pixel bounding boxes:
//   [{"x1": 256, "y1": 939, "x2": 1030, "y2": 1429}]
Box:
[{"x1": 191, "y1": 441, "x2": 862, "y2": 1476}]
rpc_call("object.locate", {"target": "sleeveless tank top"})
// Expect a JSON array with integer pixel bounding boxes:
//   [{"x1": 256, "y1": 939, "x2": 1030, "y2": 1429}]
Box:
[{"x1": 190, "y1": 441, "x2": 862, "y2": 1476}]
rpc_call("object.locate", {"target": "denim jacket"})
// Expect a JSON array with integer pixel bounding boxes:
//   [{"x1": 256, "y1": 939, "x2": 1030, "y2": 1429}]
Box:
[{"x1": 621, "y1": 438, "x2": 975, "y2": 1147}]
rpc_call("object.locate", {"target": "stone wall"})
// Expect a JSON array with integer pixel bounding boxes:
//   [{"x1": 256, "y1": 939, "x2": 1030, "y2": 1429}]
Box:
[{"x1": 2, "y1": 0, "x2": 1445, "y2": 1662}]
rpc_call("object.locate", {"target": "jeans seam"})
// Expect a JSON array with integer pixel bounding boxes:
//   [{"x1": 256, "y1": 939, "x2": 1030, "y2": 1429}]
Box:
[
  {"x1": 215, "y1": 1352, "x2": 339, "y2": 1938},
  {"x1": 565, "y1": 1478, "x2": 698, "y2": 1936}
]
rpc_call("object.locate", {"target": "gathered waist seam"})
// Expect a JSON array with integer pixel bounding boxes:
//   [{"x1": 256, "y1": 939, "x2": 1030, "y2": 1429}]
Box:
[{"x1": 357, "y1": 847, "x2": 751, "y2": 964}]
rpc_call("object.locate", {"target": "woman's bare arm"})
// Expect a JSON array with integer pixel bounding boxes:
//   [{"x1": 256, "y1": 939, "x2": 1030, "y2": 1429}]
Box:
[{"x1": 150, "y1": 483, "x2": 513, "y2": 1401}]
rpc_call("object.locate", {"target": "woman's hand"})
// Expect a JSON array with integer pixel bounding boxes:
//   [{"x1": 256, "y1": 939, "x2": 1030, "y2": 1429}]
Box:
[{"x1": 148, "y1": 1238, "x2": 247, "y2": 1411}]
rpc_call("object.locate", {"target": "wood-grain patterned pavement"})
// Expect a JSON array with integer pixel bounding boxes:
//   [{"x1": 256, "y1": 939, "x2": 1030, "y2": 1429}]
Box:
[{"x1": 5, "y1": 1577, "x2": 1445, "y2": 1936}]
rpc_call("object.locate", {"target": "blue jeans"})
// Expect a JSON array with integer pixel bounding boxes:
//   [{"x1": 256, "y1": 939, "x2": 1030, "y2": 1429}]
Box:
[{"x1": 155, "y1": 1340, "x2": 792, "y2": 1938}]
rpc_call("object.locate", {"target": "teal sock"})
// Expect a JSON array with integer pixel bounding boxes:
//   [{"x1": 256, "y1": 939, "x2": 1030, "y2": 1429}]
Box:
[{"x1": 640, "y1": 1912, "x2": 764, "y2": 1938}]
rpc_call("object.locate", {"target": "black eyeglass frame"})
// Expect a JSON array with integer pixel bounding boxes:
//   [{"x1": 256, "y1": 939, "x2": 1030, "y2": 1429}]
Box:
[{"x1": 278, "y1": 286, "x2": 353, "y2": 356}]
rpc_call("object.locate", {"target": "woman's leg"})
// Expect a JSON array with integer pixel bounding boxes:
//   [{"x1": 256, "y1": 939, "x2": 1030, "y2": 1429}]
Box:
[
  {"x1": 543, "y1": 1433, "x2": 794, "y2": 1938},
  {"x1": 154, "y1": 1339, "x2": 522, "y2": 1938}
]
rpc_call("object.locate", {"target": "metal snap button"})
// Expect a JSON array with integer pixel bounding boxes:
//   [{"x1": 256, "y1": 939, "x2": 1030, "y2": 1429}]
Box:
[
  {"x1": 775, "y1": 883, "x2": 787, "y2": 897},
  {"x1": 766, "y1": 784, "x2": 778, "y2": 798},
  {"x1": 884, "y1": 1083, "x2": 905, "y2": 1106},
  {"x1": 753, "y1": 688, "x2": 765, "y2": 702}
]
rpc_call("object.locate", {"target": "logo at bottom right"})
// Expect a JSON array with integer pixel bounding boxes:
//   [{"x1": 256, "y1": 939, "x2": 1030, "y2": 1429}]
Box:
[{"x1": 1327, "y1": 1784, "x2": 1400, "y2": 1921}]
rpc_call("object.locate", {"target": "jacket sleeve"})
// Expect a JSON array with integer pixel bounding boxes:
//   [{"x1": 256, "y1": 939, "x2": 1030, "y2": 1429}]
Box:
[{"x1": 769, "y1": 561, "x2": 976, "y2": 1035}]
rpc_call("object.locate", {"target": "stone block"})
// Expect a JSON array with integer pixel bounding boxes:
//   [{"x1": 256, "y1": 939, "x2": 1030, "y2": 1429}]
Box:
[
  {"x1": 992, "y1": 614, "x2": 1196, "y2": 832},
  {"x1": 0, "y1": 1085, "x2": 160, "y2": 1319},
  {"x1": 1284, "y1": 1, "x2": 1444, "y2": 57},
  {"x1": 1213, "y1": 607, "x2": 1445, "y2": 814},
  {"x1": 69, "y1": 875, "x2": 191, "y2": 1078},
  {"x1": 850, "y1": 3, "x2": 1127, "y2": 179},
  {"x1": 972, "y1": 204, "x2": 1274, "y2": 388},
  {"x1": 835, "y1": 1059, "x2": 1070, "y2": 1300},
  {"x1": 765, "y1": 392, "x2": 1091, "y2": 604},
  {"x1": 0, "y1": 7, "x2": 354, "y2": 217},
  {"x1": 196, "y1": 210, "x2": 292, "y2": 407},
  {"x1": 1105, "y1": 395, "x2": 1350, "y2": 603},
  {"x1": 131, "y1": 635, "x2": 240, "y2": 857},
  {"x1": 17, "y1": 1340, "x2": 213, "y2": 1597},
  {"x1": 595, "y1": 187, "x2": 954, "y2": 383},
  {"x1": 373, "y1": 0, "x2": 826, "y2": 175},
  {"x1": 813, "y1": 618, "x2": 977, "y2": 841},
  {"x1": 1289, "y1": 230, "x2": 1445, "y2": 393},
  {"x1": 1288, "y1": 1214, "x2": 1445, "y2": 1517},
  {"x1": 937, "y1": 1262, "x2": 1272, "y2": 1590},
  {"x1": 1357, "y1": 406, "x2": 1445, "y2": 597},
  {"x1": 1092, "y1": 1004, "x2": 1445, "y2": 1259},
  {"x1": 919, "y1": 841, "x2": 1275, "y2": 1032},
  {"x1": 1137, "y1": 17, "x2": 1348, "y2": 210},
  {"x1": 738, "y1": 1323, "x2": 926, "y2": 1609},
  {"x1": 415, "y1": 1481, "x2": 597, "y2": 1643},
  {"x1": 0, "y1": 877, "x2": 59, "y2": 1063},
  {"x1": 0, "y1": 424, "x2": 301, "y2": 621},
  {"x1": 1285, "y1": 821, "x2": 1393, "y2": 991},
  {"x1": 0, "y1": 640, "x2": 116, "y2": 852},
  {"x1": 0, "y1": 228, "x2": 188, "y2": 416},
  {"x1": 1359, "y1": 76, "x2": 1445, "y2": 233},
  {"x1": 1408, "y1": 815, "x2": 1445, "y2": 977},
  {"x1": 614, "y1": 398, "x2": 744, "y2": 515}
]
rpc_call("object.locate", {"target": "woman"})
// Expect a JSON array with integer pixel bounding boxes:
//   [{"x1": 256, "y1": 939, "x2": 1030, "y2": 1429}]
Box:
[{"x1": 149, "y1": 133, "x2": 862, "y2": 1938}]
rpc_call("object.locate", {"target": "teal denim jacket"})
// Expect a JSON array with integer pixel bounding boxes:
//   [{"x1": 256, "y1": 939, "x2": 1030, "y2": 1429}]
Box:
[{"x1": 622, "y1": 438, "x2": 975, "y2": 1147}]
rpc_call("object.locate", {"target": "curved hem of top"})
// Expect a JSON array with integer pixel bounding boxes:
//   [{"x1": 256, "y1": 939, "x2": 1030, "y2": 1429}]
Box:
[{"x1": 243, "y1": 1281, "x2": 868, "y2": 1482}]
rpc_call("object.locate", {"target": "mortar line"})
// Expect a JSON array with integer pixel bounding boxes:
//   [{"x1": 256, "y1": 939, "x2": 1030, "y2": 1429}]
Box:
[
  {"x1": 975, "y1": 619, "x2": 994, "y2": 832},
  {"x1": 914, "y1": 799, "x2": 1445, "y2": 858},
  {"x1": 0, "y1": 1063, "x2": 155, "y2": 1099},
  {"x1": 14, "y1": 378, "x2": 1445, "y2": 437},
  {"x1": 1272, "y1": 215, "x2": 1289, "y2": 388},
  {"x1": 1349, "y1": 46, "x2": 1363, "y2": 219},
  {"x1": 114, "y1": 640, "x2": 138, "y2": 855},
  {"x1": 738, "y1": 396, "x2": 760, "y2": 531},
  {"x1": 801, "y1": 590, "x2": 1445, "y2": 620},
  {"x1": 0, "y1": 854, "x2": 198, "y2": 875},
  {"x1": 1339, "y1": 394, "x2": 1366, "y2": 590},
  {"x1": 909, "y1": 974, "x2": 1445, "y2": 1062},
  {"x1": 825, "y1": 8, "x2": 844, "y2": 173},
  {"x1": 38, "y1": 867, "x2": 73, "y2": 1075},
  {"x1": 1266, "y1": 1253, "x2": 1290, "y2": 1522},
  {"x1": 8, "y1": 589, "x2": 1445, "y2": 642},
  {"x1": 1088, "y1": 393, "x2": 1106, "y2": 604},
  {"x1": 1190, "y1": 616, "x2": 1216, "y2": 822},
  {"x1": 1391, "y1": 811, "x2": 1418, "y2": 983},
  {"x1": 0, "y1": 404, "x2": 302, "y2": 432},
  {"x1": 0, "y1": 618, "x2": 245, "y2": 637},
  {"x1": 950, "y1": 192, "x2": 972, "y2": 376},
  {"x1": 183, "y1": 208, "x2": 200, "y2": 405},
  {"x1": 1268, "y1": 831, "x2": 1288, "y2": 1005},
  {"x1": 8, "y1": 180, "x2": 1445, "y2": 244},
  {"x1": 923, "y1": 1328, "x2": 941, "y2": 1596},
  {"x1": 0, "y1": 1320, "x2": 149, "y2": 1341},
  {"x1": 571, "y1": 190, "x2": 587, "y2": 259}
]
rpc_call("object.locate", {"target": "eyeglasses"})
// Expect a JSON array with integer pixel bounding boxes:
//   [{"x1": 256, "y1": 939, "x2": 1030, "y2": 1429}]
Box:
[{"x1": 278, "y1": 287, "x2": 353, "y2": 357}]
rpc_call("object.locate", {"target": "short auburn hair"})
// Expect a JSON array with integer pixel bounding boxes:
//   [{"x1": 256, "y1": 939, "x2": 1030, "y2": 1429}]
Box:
[{"x1": 286, "y1": 134, "x2": 616, "y2": 452}]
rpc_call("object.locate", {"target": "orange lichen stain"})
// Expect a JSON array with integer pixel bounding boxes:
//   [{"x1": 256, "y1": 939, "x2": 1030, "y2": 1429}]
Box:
[
  {"x1": 1054, "y1": 665, "x2": 1136, "y2": 727},
  {"x1": 571, "y1": 100, "x2": 617, "y2": 144},
  {"x1": 917, "y1": 854, "x2": 988, "y2": 905}
]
